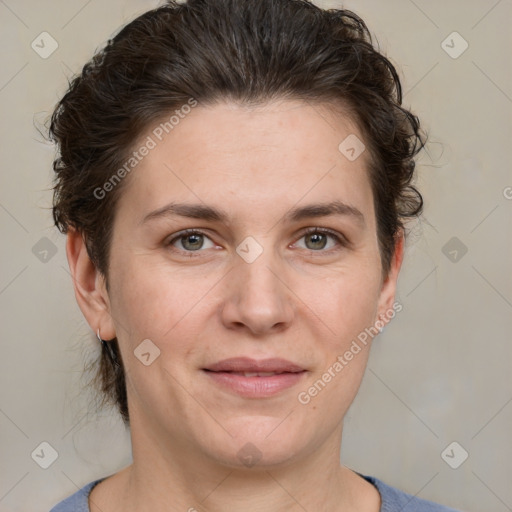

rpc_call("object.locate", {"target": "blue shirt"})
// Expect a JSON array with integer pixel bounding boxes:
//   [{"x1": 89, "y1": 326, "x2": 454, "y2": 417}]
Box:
[{"x1": 49, "y1": 474, "x2": 462, "y2": 511}]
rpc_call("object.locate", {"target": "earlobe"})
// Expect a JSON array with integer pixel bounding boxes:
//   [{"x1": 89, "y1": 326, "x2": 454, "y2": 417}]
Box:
[{"x1": 66, "y1": 228, "x2": 116, "y2": 340}]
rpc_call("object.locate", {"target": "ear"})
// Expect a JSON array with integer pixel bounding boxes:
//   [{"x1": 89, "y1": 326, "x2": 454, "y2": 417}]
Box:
[
  {"x1": 376, "y1": 229, "x2": 404, "y2": 326},
  {"x1": 66, "y1": 228, "x2": 116, "y2": 340}
]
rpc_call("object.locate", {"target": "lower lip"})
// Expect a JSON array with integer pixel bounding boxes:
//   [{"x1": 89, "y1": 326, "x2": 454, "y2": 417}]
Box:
[{"x1": 203, "y1": 370, "x2": 307, "y2": 398}]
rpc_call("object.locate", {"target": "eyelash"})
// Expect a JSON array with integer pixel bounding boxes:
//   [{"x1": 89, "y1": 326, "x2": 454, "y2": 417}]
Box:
[{"x1": 166, "y1": 227, "x2": 348, "y2": 257}]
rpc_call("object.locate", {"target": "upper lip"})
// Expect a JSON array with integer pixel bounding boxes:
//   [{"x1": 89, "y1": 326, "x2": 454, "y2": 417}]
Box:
[{"x1": 204, "y1": 357, "x2": 305, "y2": 373}]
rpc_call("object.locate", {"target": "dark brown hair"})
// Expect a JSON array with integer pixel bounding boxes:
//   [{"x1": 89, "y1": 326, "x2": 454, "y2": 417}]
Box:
[{"x1": 49, "y1": 0, "x2": 425, "y2": 425}]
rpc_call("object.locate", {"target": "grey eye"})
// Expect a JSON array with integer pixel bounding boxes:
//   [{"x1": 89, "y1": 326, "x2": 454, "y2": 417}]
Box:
[
  {"x1": 169, "y1": 231, "x2": 215, "y2": 252},
  {"x1": 295, "y1": 230, "x2": 340, "y2": 251}
]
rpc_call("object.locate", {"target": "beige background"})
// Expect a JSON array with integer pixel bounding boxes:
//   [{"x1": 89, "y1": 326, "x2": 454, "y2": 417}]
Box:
[{"x1": 0, "y1": 1, "x2": 511, "y2": 510}]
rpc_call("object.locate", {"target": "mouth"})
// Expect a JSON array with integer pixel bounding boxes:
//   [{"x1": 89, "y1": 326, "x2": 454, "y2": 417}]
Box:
[{"x1": 202, "y1": 357, "x2": 307, "y2": 397}]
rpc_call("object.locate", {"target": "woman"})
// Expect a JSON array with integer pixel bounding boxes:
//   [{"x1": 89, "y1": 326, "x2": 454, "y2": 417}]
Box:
[{"x1": 48, "y1": 0, "x2": 461, "y2": 510}]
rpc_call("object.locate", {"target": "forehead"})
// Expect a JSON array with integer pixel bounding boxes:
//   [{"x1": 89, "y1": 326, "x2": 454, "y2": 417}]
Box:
[{"x1": 117, "y1": 99, "x2": 375, "y2": 225}]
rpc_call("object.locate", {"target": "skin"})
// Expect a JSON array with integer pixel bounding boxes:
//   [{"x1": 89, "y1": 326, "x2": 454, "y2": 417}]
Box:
[{"x1": 67, "y1": 98, "x2": 404, "y2": 512}]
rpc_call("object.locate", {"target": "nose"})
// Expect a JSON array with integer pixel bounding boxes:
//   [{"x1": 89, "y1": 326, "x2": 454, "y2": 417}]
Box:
[{"x1": 220, "y1": 246, "x2": 295, "y2": 336}]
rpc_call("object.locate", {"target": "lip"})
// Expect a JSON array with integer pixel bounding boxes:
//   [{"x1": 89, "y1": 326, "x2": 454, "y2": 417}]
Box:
[
  {"x1": 205, "y1": 357, "x2": 305, "y2": 373},
  {"x1": 203, "y1": 357, "x2": 307, "y2": 398}
]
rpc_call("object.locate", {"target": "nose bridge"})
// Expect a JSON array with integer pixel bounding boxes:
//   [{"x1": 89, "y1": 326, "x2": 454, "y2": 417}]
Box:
[
  {"x1": 239, "y1": 244, "x2": 279, "y2": 293},
  {"x1": 221, "y1": 236, "x2": 294, "y2": 334}
]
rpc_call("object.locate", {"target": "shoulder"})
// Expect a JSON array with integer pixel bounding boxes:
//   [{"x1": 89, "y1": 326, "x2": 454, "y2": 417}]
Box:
[
  {"x1": 361, "y1": 474, "x2": 463, "y2": 512},
  {"x1": 49, "y1": 479, "x2": 105, "y2": 512}
]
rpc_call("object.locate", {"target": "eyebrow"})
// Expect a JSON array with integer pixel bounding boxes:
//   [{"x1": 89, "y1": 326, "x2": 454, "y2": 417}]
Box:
[{"x1": 141, "y1": 200, "x2": 365, "y2": 227}]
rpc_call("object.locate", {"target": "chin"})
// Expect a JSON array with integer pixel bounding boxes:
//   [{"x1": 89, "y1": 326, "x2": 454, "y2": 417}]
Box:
[{"x1": 198, "y1": 415, "x2": 312, "y2": 470}]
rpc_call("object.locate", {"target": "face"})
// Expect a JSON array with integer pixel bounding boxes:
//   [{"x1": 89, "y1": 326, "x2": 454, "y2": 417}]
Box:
[{"x1": 76, "y1": 99, "x2": 402, "y2": 469}]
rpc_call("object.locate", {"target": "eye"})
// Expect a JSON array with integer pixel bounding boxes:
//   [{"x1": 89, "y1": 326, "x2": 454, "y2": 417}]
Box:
[
  {"x1": 166, "y1": 227, "x2": 347, "y2": 257},
  {"x1": 167, "y1": 229, "x2": 216, "y2": 254},
  {"x1": 294, "y1": 227, "x2": 346, "y2": 252}
]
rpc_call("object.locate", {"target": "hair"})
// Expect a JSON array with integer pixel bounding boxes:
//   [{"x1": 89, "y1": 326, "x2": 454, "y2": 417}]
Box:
[{"x1": 48, "y1": 0, "x2": 425, "y2": 426}]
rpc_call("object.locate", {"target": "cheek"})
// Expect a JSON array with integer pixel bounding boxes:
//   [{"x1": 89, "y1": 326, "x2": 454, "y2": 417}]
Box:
[
  {"x1": 308, "y1": 267, "x2": 382, "y2": 342},
  {"x1": 295, "y1": 274, "x2": 381, "y2": 420},
  {"x1": 108, "y1": 254, "x2": 223, "y2": 361},
  {"x1": 107, "y1": 258, "x2": 207, "y2": 410}
]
